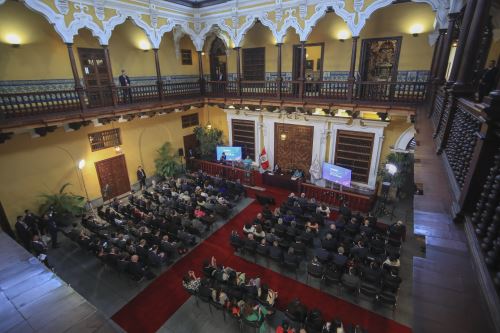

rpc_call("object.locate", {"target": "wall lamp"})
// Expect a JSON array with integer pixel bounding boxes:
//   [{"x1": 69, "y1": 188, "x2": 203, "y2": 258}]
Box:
[
  {"x1": 139, "y1": 40, "x2": 151, "y2": 52},
  {"x1": 337, "y1": 30, "x2": 350, "y2": 42},
  {"x1": 6, "y1": 34, "x2": 21, "y2": 48},
  {"x1": 410, "y1": 24, "x2": 424, "y2": 37}
]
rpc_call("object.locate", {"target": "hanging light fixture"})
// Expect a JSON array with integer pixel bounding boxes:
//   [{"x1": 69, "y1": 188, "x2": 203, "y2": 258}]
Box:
[
  {"x1": 280, "y1": 111, "x2": 287, "y2": 141},
  {"x1": 206, "y1": 107, "x2": 212, "y2": 130}
]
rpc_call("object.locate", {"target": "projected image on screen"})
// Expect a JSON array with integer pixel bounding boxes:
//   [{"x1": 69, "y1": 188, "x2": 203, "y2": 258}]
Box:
[
  {"x1": 322, "y1": 162, "x2": 352, "y2": 187},
  {"x1": 216, "y1": 146, "x2": 242, "y2": 161}
]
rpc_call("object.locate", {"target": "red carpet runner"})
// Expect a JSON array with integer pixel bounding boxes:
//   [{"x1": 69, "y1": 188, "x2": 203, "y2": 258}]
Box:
[{"x1": 112, "y1": 187, "x2": 411, "y2": 333}]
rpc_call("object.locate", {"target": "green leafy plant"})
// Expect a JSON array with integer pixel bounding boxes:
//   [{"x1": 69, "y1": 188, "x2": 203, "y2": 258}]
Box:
[
  {"x1": 155, "y1": 142, "x2": 180, "y2": 178},
  {"x1": 378, "y1": 152, "x2": 414, "y2": 198},
  {"x1": 193, "y1": 125, "x2": 224, "y2": 160},
  {"x1": 38, "y1": 183, "x2": 86, "y2": 218}
]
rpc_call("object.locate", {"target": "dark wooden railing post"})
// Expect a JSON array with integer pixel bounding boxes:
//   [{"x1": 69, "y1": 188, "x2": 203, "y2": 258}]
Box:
[
  {"x1": 348, "y1": 36, "x2": 358, "y2": 102},
  {"x1": 299, "y1": 41, "x2": 306, "y2": 99},
  {"x1": 432, "y1": 30, "x2": 447, "y2": 82},
  {"x1": 427, "y1": 29, "x2": 447, "y2": 115},
  {"x1": 234, "y1": 47, "x2": 242, "y2": 97},
  {"x1": 102, "y1": 45, "x2": 117, "y2": 106},
  {"x1": 447, "y1": 0, "x2": 478, "y2": 85},
  {"x1": 197, "y1": 50, "x2": 205, "y2": 95},
  {"x1": 457, "y1": 93, "x2": 500, "y2": 219},
  {"x1": 437, "y1": 14, "x2": 459, "y2": 83},
  {"x1": 66, "y1": 43, "x2": 86, "y2": 111},
  {"x1": 153, "y1": 48, "x2": 163, "y2": 100},
  {"x1": 454, "y1": 0, "x2": 491, "y2": 91},
  {"x1": 276, "y1": 43, "x2": 282, "y2": 99}
]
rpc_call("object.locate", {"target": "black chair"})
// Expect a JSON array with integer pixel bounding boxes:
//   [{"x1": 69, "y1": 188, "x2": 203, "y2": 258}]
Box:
[
  {"x1": 241, "y1": 317, "x2": 264, "y2": 333},
  {"x1": 209, "y1": 299, "x2": 226, "y2": 322},
  {"x1": 305, "y1": 309, "x2": 324, "y2": 333},
  {"x1": 359, "y1": 282, "x2": 380, "y2": 303},
  {"x1": 282, "y1": 259, "x2": 299, "y2": 279},
  {"x1": 323, "y1": 266, "x2": 341, "y2": 294},
  {"x1": 378, "y1": 291, "x2": 398, "y2": 311},
  {"x1": 307, "y1": 262, "x2": 324, "y2": 289}
]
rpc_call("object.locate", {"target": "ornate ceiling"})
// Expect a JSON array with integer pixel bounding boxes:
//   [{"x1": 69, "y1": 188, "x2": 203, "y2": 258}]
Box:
[{"x1": 2, "y1": 0, "x2": 459, "y2": 51}]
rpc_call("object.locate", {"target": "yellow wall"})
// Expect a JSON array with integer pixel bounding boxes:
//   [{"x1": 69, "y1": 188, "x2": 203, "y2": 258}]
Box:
[
  {"x1": 380, "y1": 115, "x2": 411, "y2": 160},
  {"x1": 0, "y1": 1, "x2": 435, "y2": 82},
  {"x1": 0, "y1": 0, "x2": 72, "y2": 80},
  {"x1": 0, "y1": 108, "x2": 203, "y2": 226}
]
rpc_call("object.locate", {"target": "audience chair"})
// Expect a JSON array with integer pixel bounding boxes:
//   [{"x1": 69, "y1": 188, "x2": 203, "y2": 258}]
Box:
[{"x1": 306, "y1": 264, "x2": 324, "y2": 289}]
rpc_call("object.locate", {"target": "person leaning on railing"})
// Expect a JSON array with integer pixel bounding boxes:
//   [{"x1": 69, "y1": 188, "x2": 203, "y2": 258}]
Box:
[{"x1": 119, "y1": 69, "x2": 132, "y2": 103}]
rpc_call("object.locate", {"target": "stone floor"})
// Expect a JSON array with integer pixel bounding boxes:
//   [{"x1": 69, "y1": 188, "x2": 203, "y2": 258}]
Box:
[{"x1": 0, "y1": 232, "x2": 121, "y2": 333}]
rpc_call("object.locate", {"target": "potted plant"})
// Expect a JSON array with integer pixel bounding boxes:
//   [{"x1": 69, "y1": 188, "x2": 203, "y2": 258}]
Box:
[
  {"x1": 155, "y1": 142, "x2": 181, "y2": 179},
  {"x1": 38, "y1": 183, "x2": 86, "y2": 224},
  {"x1": 378, "y1": 152, "x2": 414, "y2": 199},
  {"x1": 193, "y1": 125, "x2": 224, "y2": 160}
]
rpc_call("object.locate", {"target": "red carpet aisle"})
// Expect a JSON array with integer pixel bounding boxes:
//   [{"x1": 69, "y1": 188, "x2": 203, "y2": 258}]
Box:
[{"x1": 112, "y1": 188, "x2": 411, "y2": 333}]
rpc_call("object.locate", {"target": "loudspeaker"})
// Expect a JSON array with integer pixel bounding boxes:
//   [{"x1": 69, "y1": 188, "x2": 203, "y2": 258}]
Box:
[{"x1": 178, "y1": 148, "x2": 184, "y2": 157}]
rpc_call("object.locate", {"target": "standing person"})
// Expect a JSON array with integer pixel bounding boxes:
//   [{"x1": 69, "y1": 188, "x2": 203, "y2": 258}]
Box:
[
  {"x1": 478, "y1": 60, "x2": 499, "y2": 101},
  {"x1": 119, "y1": 69, "x2": 132, "y2": 103},
  {"x1": 137, "y1": 166, "x2": 147, "y2": 189},
  {"x1": 45, "y1": 213, "x2": 59, "y2": 249},
  {"x1": 15, "y1": 216, "x2": 32, "y2": 251}
]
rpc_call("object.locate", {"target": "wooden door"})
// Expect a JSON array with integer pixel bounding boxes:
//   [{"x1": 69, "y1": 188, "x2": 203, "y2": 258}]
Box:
[
  {"x1": 183, "y1": 134, "x2": 199, "y2": 159},
  {"x1": 78, "y1": 48, "x2": 113, "y2": 107},
  {"x1": 95, "y1": 155, "x2": 131, "y2": 200},
  {"x1": 0, "y1": 201, "x2": 15, "y2": 239},
  {"x1": 274, "y1": 123, "x2": 314, "y2": 175}
]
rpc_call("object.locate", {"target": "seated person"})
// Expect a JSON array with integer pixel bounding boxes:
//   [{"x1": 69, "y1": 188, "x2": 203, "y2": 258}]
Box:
[
  {"x1": 341, "y1": 267, "x2": 361, "y2": 290},
  {"x1": 283, "y1": 247, "x2": 299, "y2": 266},
  {"x1": 243, "y1": 233, "x2": 257, "y2": 250},
  {"x1": 333, "y1": 246, "x2": 348, "y2": 268},
  {"x1": 258, "y1": 284, "x2": 278, "y2": 306},
  {"x1": 316, "y1": 204, "x2": 331, "y2": 217},
  {"x1": 243, "y1": 223, "x2": 256, "y2": 235},
  {"x1": 276, "y1": 320, "x2": 294, "y2": 333},
  {"x1": 269, "y1": 240, "x2": 283, "y2": 261},
  {"x1": 147, "y1": 244, "x2": 168, "y2": 266},
  {"x1": 230, "y1": 230, "x2": 244, "y2": 249},
  {"x1": 306, "y1": 220, "x2": 320, "y2": 233},
  {"x1": 286, "y1": 298, "x2": 307, "y2": 322},
  {"x1": 182, "y1": 270, "x2": 201, "y2": 292},
  {"x1": 383, "y1": 255, "x2": 401, "y2": 269},
  {"x1": 253, "y1": 225, "x2": 266, "y2": 241},
  {"x1": 273, "y1": 163, "x2": 282, "y2": 174},
  {"x1": 322, "y1": 233, "x2": 337, "y2": 252},
  {"x1": 242, "y1": 301, "x2": 271, "y2": 332},
  {"x1": 291, "y1": 168, "x2": 304, "y2": 181}
]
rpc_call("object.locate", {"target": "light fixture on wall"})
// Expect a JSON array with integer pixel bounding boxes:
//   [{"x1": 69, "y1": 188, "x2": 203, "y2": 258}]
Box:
[
  {"x1": 201, "y1": 51, "x2": 205, "y2": 56},
  {"x1": 280, "y1": 112, "x2": 287, "y2": 141},
  {"x1": 337, "y1": 30, "x2": 350, "y2": 42},
  {"x1": 410, "y1": 24, "x2": 424, "y2": 37},
  {"x1": 115, "y1": 146, "x2": 122, "y2": 153},
  {"x1": 139, "y1": 40, "x2": 151, "y2": 52},
  {"x1": 78, "y1": 159, "x2": 86, "y2": 170},
  {"x1": 6, "y1": 34, "x2": 21, "y2": 48}
]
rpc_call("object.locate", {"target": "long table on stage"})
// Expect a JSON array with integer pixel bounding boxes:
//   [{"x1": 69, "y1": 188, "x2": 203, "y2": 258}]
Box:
[{"x1": 262, "y1": 172, "x2": 301, "y2": 192}]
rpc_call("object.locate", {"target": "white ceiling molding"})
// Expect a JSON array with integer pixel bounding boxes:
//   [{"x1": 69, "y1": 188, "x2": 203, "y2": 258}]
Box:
[{"x1": 16, "y1": 0, "x2": 442, "y2": 51}]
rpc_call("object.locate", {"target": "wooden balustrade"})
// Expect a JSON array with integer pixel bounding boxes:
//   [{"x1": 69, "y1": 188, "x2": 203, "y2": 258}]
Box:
[
  {"x1": 163, "y1": 81, "x2": 201, "y2": 98},
  {"x1": 192, "y1": 159, "x2": 255, "y2": 186},
  {"x1": 431, "y1": 88, "x2": 448, "y2": 134},
  {"x1": 116, "y1": 84, "x2": 159, "y2": 104},
  {"x1": 1, "y1": 80, "x2": 428, "y2": 124},
  {"x1": 443, "y1": 98, "x2": 485, "y2": 193},
  {"x1": 303, "y1": 81, "x2": 349, "y2": 100},
  {"x1": 300, "y1": 183, "x2": 375, "y2": 213},
  {"x1": 240, "y1": 80, "x2": 278, "y2": 98},
  {"x1": 0, "y1": 90, "x2": 81, "y2": 119}
]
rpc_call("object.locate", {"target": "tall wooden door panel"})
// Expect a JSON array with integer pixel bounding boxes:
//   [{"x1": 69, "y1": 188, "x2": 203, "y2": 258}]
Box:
[
  {"x1": 274, "y1": 123, "x2": 313, "y2": 174},
  {"x1": 78, "y1": 47, "x2": 113, "y2": 107},
  {"x1": 95, "y1": 155, "x2": 130, "y2": 200}
]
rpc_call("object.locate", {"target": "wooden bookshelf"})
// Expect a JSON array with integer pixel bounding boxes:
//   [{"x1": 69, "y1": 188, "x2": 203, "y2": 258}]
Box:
[
  {"x1": 232, "y1": 119, "x2": 255, "y2": 159},
  {"x1": 334, "y1": 130, "x2": 374, "y2": 183}
]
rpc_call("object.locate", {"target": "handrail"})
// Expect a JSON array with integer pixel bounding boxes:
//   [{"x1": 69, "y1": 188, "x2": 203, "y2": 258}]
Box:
[{"x1": 1, "y1": 79, "x2": 429, "y2": 123}]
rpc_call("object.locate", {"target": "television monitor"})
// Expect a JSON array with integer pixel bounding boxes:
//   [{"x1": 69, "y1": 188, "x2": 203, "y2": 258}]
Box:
[
  {"x1": 216, "y1": 146, "x2": 242, "y2": 161},
  {"x1": 322, "y1": 162, "x2": 352, "y2": 187}
]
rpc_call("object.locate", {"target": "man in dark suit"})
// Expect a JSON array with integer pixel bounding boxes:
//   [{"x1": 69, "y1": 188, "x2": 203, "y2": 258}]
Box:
[
  {"x1": 45, "y1": 213, "x2": 59, "y2": 249},
  {"x1": 15, "y1": 216, "x2": 32, "y2": 251},
  {"x1": 137, "y1": 166, "x2": 147, "y2": 189},
  {"x1": 119, "y1": 69, "x2": 132, "y2": 103}
]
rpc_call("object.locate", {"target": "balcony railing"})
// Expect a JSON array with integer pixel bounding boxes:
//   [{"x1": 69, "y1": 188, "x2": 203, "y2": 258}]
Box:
[{"x1": 0, "y1": 79, "x2": 428, "y2": 122}]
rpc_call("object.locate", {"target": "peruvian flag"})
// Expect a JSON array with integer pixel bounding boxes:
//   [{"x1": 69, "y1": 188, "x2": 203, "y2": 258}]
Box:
[{"x1": 260, "y1": 147, "x2": 269, "y2": 170}]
